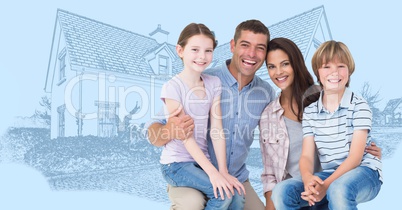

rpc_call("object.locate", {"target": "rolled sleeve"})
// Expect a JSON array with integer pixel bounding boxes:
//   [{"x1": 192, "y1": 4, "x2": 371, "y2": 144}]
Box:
[{"x1": 144, "y1": 108, "x2": 166, "y2": 144}]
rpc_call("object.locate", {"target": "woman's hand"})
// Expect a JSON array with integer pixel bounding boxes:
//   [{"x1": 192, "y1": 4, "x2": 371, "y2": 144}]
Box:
[{"x1": 365, "y1": 142, "x2": 382, "y2": 159}]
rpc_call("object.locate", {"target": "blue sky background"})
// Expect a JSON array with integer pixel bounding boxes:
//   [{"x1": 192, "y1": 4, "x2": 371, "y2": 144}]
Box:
[
  {"x1": 1, "y1": 0, "x2": 401, "y2": 209},
  {"x1": 1, "y1": 0, "x2": 401, "y2": 133}
]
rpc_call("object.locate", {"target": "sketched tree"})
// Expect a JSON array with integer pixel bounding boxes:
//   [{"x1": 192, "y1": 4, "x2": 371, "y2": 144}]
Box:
[
  {"x1": 359, "y1": 82, "x2": 382, "y2": 125},
  {"x1": 33, "y1": 95, "x2": 51, "y2": 128},
  {"x1": 118, "y1": 101, "x2": 141, "y2": 141}
]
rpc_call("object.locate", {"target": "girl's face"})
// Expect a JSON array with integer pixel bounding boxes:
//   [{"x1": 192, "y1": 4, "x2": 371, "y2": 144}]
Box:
[
  {"x1": 176, "y1": 34, "x2": 214, "y2": 73},
  {"x1": 318, "y1": 58, "x2": 349, "y2": 93},
  {"x1": 266, "y1": 49, "x2": 294, "y2": 91}
]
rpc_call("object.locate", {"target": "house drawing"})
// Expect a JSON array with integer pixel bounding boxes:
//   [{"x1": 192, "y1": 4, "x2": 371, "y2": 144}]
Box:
[
  {"x1": 381, "y1": 98, "x2": 402, "y2": 126},
  {"x1": 44, "y1": 6, "x2": 332, "y2": 139}
]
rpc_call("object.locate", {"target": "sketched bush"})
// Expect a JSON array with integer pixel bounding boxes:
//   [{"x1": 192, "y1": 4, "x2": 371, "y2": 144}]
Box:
[
  {"x1": 1, "y1": 127, "x2": 49, "y2": 162},
  {"x1": 25, "y1": 135, "x2": 161, "y2": 176}
]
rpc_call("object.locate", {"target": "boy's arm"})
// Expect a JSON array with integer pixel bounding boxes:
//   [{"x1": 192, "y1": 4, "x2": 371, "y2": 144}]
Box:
[
  {"x1": 299, "y1": 135, "x2": 322, "y2": 206},
  {"x1": 306, "y1": 129, "x2": 368, "y2": 204},
  {"x1": 299, "y1": 136, "x2": 317, "y2": 183},
  {"x1": 323, "y1": 129, "x2": 367, "y2": 186},
  {"x1": 323, "y1": 99, "x2": 372, "y2": 188}
]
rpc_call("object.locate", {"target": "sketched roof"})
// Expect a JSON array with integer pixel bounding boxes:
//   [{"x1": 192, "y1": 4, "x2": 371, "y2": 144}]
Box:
[
  {"x1": 209, "y1": 6, "x2": 329, "y2": 78},
  {"x1": 51, "y1": 6, "x2": 328, "y2": 79},
  {"x1": 383, "y1": 98, "x2": 402, "y2": 114},
  {"x1": 56, "y1": 9, "x2": 174, "y2": 76}
]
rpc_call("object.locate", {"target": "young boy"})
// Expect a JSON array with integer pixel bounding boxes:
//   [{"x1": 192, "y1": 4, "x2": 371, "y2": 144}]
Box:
[{"x1": 271, "y1": 40, "x2": 382, "y2": 210}]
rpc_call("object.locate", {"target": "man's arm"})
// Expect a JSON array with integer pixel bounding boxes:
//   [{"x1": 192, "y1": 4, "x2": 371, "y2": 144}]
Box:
[{"x1": 147, "y1": 106, "x2": 194, "y2": 147}]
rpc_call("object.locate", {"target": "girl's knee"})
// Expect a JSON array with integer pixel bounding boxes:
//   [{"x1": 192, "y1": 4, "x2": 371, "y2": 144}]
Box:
[{"x1": 229, "y1": 193, "x2": 245, "y2": 210}]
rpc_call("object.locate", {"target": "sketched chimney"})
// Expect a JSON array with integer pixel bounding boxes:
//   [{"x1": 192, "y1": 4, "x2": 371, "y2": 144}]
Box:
[{"x1": 149, "y1": 24, "x2": 169, "y2": 44}]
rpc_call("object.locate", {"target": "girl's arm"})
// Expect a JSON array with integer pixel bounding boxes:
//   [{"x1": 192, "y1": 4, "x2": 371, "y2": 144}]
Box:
[
  {"x1": 209, "y1": 96, "x2": 227, "y2": 173},
  {"x1": 164, "y1": 98, "x2": 232, "y2": 199},
  {"x1": 209, "y1": 96, "x2": 245, "y2": 195}
]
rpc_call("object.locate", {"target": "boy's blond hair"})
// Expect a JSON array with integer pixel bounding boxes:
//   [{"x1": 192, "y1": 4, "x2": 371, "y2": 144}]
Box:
[{"x1": 311, "y1": 40, "x2": 355, "y2": 87}]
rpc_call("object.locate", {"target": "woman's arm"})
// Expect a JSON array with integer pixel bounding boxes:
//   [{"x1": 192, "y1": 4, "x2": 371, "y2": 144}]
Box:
[
  {"x1": 259, "y1": 108, "x2": 279, "y2": 209},
  {"x1": 366, "y1": 142, "x2": 382, "y2": 159},
  {"x1": 264, "y1": 191, "x2": 275, "y2": 210}
]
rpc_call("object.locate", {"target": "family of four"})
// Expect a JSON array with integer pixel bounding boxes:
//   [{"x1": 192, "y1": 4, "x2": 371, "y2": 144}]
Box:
[{"x1": 146, "y1": 19, "x2": 382, "y2": 210}]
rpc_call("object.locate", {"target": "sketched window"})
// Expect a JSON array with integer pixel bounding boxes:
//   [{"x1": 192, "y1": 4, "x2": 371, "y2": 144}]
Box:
[
  {"x1": 159, "y1": 55, "x2": 169, "y2": 75},
  {"x1": 57, "y1": 105, "x2": 66, "y2": 137},
  {"x1": 95, "y1": 101, "x2": 119, "y2": 137},
  {"x1": 58, "y1": 48, "x2": 66, "y2": 81}
]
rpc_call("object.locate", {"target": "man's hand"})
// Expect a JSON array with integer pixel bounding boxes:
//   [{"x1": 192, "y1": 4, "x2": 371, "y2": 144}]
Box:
[
  {"x1": 148, "y1": 106, "x2": 194, "y2": 146},
  {"x1": 165, "y1": 106, "x2": 194, "y2": 141},
  {"x1": 365, "y1": 142, "x2": 382, "y2": 159}
]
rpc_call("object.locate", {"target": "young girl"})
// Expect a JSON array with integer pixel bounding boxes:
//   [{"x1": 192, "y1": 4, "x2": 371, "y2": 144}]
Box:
[
  {"x1": 272, "y1": 40, "x2": 382, "y2": 210},
  {"x1": 159, "y1": 23, "x2": 245, "y2": 210}
]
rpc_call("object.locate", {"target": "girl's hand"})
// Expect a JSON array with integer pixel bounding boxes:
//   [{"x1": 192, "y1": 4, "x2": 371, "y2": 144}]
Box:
[
  {"x1": 220, "y1": 172, "x2": 246, "y2": 196},
  {"x1": 208, "y1": 170, "x2": 233, "y2": 200}
]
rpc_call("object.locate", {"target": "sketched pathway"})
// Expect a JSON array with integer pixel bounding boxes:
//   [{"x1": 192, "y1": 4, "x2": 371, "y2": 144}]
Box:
[
  {"x1": 47, "y1": 163, "x2": 265, "y2": 204},
  {"x1": 48, "y1": 164, "x2": 170, "y2": 204}
]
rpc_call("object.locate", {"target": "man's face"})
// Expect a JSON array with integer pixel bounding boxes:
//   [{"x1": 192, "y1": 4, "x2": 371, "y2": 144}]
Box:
[{"x1": 229, "y1": 30, "x2": 268, "y2": 82}]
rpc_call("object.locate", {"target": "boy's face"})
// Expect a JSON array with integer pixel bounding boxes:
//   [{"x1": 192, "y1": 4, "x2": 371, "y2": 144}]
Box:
[{"x1": 318, "y1": 58, "x2": 349, "y2": 93}]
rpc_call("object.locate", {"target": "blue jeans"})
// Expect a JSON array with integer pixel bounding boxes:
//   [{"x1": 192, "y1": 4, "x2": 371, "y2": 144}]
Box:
[
  {"x1": 271, "y1": 166, "x2": 381, "y2": 210},
  {"x1": 161, "y1": 162, "x2": 245, "y2": 210}
]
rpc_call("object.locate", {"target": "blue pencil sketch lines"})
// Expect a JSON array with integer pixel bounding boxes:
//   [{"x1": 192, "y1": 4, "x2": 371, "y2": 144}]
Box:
[{"x1": 1, "y1": 5, "x2": 401, "y2": 206}]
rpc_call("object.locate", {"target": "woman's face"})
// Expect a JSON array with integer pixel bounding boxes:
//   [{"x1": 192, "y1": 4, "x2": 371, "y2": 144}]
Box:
[{"x1": 266, "y1": 49, "x2": 294, "y2": 91}]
